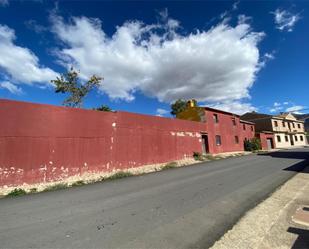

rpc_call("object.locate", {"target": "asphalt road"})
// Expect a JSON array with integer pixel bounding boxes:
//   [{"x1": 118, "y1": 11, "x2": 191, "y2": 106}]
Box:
[{"x1": 1, "y1": 148, "x2": 309, "y2": 249}]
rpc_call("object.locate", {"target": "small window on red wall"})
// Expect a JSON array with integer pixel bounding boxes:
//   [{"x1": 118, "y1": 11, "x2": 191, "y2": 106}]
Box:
[
  {"x1": 215, "y1": 135, "x2": 221, "y2": 146},
  {"x1": 232, "y1": 118, "x2": 236, "y2": 126},
  {"x1": 251, "y1": 126, "x2": 254, "y2": 131},
  {"x1": 213, "y1": 114, "x2": 219, "y2": 123},
  {"x1": 243, "y1": 124, "x2": 246, "y2": 130}
]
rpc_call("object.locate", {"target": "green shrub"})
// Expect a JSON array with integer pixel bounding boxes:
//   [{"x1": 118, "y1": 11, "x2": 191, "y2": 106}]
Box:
[
  {"x1": 251, "y1": 138, "x2": 262, "y2": 151},
  {"x1": 7, "y1": 188, "x2": 27, "y2": 197},
  {"x1": 94, "y1": 105, "x2": 112, "y2": 112},
  {"x1": 193, "y1": 152, "x2": 203, "y2": 161},
  {"x1": 162, "y1": 162, "x2": 177, "y2": 170},
  {"x1": 108, "y1": 171, "x2": 133, "y2": 180},
  {"x1": 244, "y1": 139, "x2": 252, "y2": 151},
  {"x1": 244, "y1": 138, "x2": 261, "y2": 151}
]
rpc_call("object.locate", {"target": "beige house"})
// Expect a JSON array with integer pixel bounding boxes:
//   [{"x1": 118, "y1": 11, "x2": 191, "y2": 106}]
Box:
[{"x1": 241, "y1": 112, "x2": 307, "y2": 148}]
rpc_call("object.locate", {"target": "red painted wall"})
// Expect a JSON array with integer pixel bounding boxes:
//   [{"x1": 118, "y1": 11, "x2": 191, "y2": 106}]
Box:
[
  {"x1": 203, "y1": 110, "x2": 255, "y2": 154},
  {"x1": 0, "y1": 99, "x2": 206, "y2": 187}
]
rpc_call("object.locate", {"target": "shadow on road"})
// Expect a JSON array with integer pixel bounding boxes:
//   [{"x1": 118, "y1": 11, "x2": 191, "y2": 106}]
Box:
[
  {"x1": 287, "y1": 227, "x2": 309, "y2": 249},
  {"x1": 258, "y1": 150, "x2": 309, "y2": 160},
  {"x1": 257, "y1": 149, "x2": 309, "y2": 173}
]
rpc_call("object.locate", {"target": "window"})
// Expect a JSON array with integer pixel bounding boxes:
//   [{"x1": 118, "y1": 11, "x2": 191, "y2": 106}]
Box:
[
  {"x1": 235, "y1": 136, "x2": 239, "y2": 144},
  {"x1": 215, "y1": 135, "x2": 221, "y2": 146},
  {"x1": 292, "y1": 123, "x2": 295, "y2": 128},
  {"x1": 251, "y1": 126, "x2": 254, "y2": 131},
  {"x1": 285, "y1": 136, "x2": 289, "y2": 142},
  {"x1": 300, "y1": 135, "x2": 304, "y2": 141},
  {"x1": 295, "y1": 135, "x2": 298, "y2": 141},
  {"x1": 277, "y1": 135, "x2": 281, "y2": 142},
  {"x1": 243, "y1": 124, "x2": 246, "y2": 130},
  {"x1": 213, "y1": 114, "x2": 219, "y2": 123},
  {"x1": 232, "y1": 118, "x2": 236, "y2": 126},
  {"x1": 282, "y1": 122, "x2": 285, "y2": 127},
  {"x1": 274, "y1": 121, "x2": 278, "y2": 127},
  {"x1": 298, "y1": 123, "x2": 301, "y2": 129}
]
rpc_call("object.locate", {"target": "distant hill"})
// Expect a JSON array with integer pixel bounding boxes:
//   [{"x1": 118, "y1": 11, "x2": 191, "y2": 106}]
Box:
[{"x1": 295, "y1": 114, "x2": 309, "y2": 132}]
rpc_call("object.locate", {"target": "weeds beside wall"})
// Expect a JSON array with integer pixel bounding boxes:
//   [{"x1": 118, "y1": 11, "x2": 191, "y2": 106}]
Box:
[{"x1": 0, "y1": 99, "x2": 206, "y2": 187}]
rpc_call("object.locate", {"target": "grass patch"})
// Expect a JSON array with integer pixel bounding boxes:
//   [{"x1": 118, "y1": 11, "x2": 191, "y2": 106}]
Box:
[
  {"x1": 71, "y1": 180, "x2": 86, "y2": 187},
  {"x1": 43, "y1": 183, "x2": 68, "y2": 192},
  {"x1": 7, "y1": 188, "x2": 27, "y2": 197},
  {"x1": 108, "y1": 171, "x2": 133, "y2": 180},
  {"x1": 161, "y1": 162, "x2": 177, "y2": 170}
]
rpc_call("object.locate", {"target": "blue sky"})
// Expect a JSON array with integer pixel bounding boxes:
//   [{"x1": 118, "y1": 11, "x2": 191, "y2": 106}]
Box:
[{"x1": 0, "y1": 0, "x2": 308, "y2": 116}]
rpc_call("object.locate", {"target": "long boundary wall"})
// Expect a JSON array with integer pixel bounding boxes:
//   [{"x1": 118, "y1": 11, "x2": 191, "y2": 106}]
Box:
[{"x1": 0, "y1": 99, "x2": 206, "y2": 187}]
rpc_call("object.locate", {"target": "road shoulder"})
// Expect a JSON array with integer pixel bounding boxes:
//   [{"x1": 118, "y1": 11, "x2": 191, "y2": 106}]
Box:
[{"x1": 211, "y1": 166, "x2": 309, "y2": 249}]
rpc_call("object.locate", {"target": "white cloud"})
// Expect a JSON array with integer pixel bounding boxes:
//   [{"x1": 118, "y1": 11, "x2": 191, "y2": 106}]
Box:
[
  {"x1": 219, "y1": 2, "x2": 240, "y2": 21},
  {"x1": 156, "y1": 108, "x2": 169, "y2": 116},
  {"x1": 0, "y1": 0, "x2": 8, "y2": 7},
  {"x1": 269, "y1": 101, "x2": 284, "y2": 113},
  {"x1": 271, "y1": 9, "x2": 300, "y2": 32},
  {"x1": 233, "y1": 1, "x2": 240, "y2": 10},
  {"x1": 270, "y1": 107, "x2": 281, "y2": 113},
  {"x1": 209, "y1": 100, "x2": 257, "y2": 115},
  {"x1": 51, "y1": 13, "x2": 264, "y2": 106},
  {"x1": 286, "y1": 105, "x2": 305, "y2": 113},
  {"x1": 258, "y1": 51, "x2": 276, "y2": 69},
  {"x1": 268, "y1": 102, "x2": 305, "y2": 114},
  {"x1": 264, "y1": 52, "x2": 275, "y2": 60},
  {"x1": 0, "y1": 81, "x2": 23, "y2": 94},
  {"x1": 269, "y1": 109, "x2": 276, "y2": 113},
  {"x1": 237, "y1": 15, "x2": 251, "y2": 25},
  {"x1": 24, "y1": 20, "x2": 48, "y2": 33},
  {"x1": 0, "y1": 24, "x2": 58, "y2": 87}
]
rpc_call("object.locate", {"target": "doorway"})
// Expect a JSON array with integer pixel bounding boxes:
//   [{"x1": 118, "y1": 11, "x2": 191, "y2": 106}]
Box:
[
  {"x1": 201, "y1": 134, "x2": 209, "y2": 154},
  {"x1": 266, "y1": 138, "x2": 273, "y2": 150},
  {"x1": 290, "y1": 135, "x2": 294, "y2": 146}
]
